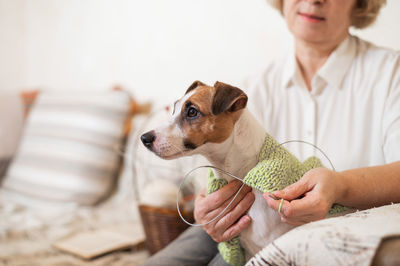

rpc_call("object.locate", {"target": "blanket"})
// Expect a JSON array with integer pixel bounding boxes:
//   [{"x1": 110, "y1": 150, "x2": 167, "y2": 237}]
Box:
[
  {"x1": 247, "y1": 203, "x2": 400, "y2": 266},
  {"x1": 0, "y1": 190, "x2": 148, "y2": 266}
]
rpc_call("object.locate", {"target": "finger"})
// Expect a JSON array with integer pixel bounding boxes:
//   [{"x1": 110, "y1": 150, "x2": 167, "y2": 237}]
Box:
[
  {"x1": 273, "y1": 178, "x2": 312, "y2": 201},
  {"x1": 220, "y1": 215, "x2": 252, "y2": 242},
  {"x1": 198, "y1": 188, "x2": 206, "y2": 197},
  {"x1": 194, "y1": 183, "x2": 250, "y2": 224},
  {"x1": 216, "y1": 191, "x2": 255, "y2": 231},
  {"x1": 282, "y1": 212, "x2": 324, "y2": 224},
  {"x1": 281, "y1": 197, "x2": 317, "y2": 217},
  {"x1": 280, "y1": 216, "x2": 311, "y2": 226},
  {"x1": 265, "y1": 193, "x2": 326, "y2": 219},
  {"x1": 263, "y1": 196, "x2": 293, "y2": 217},
  {"x1": 264, "y1": 192, "x2": 280, "y2": 200},
  {"x1": 263, "y1": 193, "x2": 283, "y2": 212},
  {"x1": 286, "y1": 195, "x2": 331, "y2": 219},
  {"x1": 280, "y1": 208, "x2": 327, "y2": 225},
  {"x1": 205, "y1": 188, "x2": 253, "y2": 224},
  {"x1": 201, "y1": 192, "x2": 252, "y2": 242},
  {"x1": 205, "y1": 180, "x2": 247, "y2": 212}
]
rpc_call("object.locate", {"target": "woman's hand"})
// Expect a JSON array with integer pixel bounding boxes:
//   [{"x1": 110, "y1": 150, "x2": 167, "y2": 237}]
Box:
[
  {"x1": 264, "y1": 167, "x2": 344, "y2": 225},
  {"x1": 194, "y1": 180, "x2": 255, "y2": 242}
]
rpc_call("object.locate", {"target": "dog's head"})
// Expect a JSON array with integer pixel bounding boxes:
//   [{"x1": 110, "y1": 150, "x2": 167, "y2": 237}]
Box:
[{"x1": 140, "y1": 81, "x2": 248, "y2": 159}]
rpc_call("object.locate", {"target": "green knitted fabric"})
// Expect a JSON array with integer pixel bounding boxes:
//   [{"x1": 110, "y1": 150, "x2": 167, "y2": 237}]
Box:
[
  {"x1": 206, "y1": 134, "x2": 348, "y2": 266},
  {"x1": 243, "y1": 135, "x2": 323, "y2": 193},
  {"x1": 242, "y1": 134, "x2": 347, "y2": 215},
  {"x1": 207, "y1": 169, "x2": 245, "y2": 266}
]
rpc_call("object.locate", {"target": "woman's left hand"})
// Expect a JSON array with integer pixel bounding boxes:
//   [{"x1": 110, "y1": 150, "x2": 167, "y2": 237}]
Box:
[{"x1": 263, "y1": 167, "x2": 344, "y2": 225}]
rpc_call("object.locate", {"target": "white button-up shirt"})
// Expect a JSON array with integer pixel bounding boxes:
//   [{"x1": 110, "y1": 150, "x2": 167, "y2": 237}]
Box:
[{"x1": 244, "y1": 35, "x2": 400, "y2": 171}]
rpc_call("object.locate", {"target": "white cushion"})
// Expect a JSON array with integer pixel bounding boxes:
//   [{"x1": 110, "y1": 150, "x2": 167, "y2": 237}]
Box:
[{"x1": 2, "y1": 90, "x2": 131, "y2": 205}]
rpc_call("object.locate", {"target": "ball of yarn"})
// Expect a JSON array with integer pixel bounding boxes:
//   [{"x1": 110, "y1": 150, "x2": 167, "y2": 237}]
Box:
[{"x1": 140, "y1": 179, "x2": 181, "y2": 208}]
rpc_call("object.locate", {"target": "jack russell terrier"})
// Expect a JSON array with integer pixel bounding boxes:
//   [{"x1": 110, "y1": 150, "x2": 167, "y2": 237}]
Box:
[{"x1": 140, "y1": 81, "x2": 345, "y2": 264}]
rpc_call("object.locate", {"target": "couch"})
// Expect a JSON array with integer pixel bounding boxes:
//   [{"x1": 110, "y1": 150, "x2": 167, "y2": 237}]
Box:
[
  {"x1": 1, "y1": 89, "x2": 399, "y2": 266},
  {"x1": 0, "y1": 89, "x2": 154, "y2": 265}
]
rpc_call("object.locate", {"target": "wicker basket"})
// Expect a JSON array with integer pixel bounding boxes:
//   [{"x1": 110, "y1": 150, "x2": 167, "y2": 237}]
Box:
[{"x1": 138, "y1": 204, "x2": 194, "y2": 254}]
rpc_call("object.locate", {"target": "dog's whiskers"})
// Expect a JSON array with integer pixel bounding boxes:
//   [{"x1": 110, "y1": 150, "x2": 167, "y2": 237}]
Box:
[{"x1": 170, "y1": 143, "x2": 187, "y2": 157}]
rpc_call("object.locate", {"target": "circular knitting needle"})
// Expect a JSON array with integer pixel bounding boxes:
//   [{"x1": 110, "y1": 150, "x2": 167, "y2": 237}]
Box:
[
  {"x1": 177, "y1": 140, "x2": 336, "y2": 226},
  {"x1": 177, "y1": 165, "x2": 245, "y2": 227}
]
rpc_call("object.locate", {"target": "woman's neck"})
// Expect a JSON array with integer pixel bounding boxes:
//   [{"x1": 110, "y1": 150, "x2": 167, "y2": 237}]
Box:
[{"x1": 295, "y1": 34, "x2": 348, "y2": 92}]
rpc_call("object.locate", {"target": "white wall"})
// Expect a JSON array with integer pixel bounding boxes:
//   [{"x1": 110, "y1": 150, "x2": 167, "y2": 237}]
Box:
[{"x1": 1, "y1": 0, "x2": 399, "y2": 105}]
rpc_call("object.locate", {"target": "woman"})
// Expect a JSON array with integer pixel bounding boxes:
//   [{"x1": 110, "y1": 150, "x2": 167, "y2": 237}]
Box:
[{"x1": 143, "y1": 0, "x2": 399, "y2": 265}]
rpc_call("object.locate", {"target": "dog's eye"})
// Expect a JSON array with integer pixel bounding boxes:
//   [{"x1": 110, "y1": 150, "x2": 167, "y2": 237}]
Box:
[{"x1": 187, "y1": 107, "x2": 198, "y2": 118}]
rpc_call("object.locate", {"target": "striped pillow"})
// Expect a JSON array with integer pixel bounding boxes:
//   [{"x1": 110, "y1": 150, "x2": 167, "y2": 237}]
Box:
[{"x1": 2, "y1": 90, "x2": 132, "y2": 205}]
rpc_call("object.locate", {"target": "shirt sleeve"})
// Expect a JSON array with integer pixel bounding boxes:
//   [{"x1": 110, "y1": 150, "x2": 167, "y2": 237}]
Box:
[{"x1": 383, "y1": 54, "x2": 400, "y2": 163}]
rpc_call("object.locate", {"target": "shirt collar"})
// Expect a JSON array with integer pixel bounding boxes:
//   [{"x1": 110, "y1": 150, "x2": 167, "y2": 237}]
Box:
[
  {"x1": 281, "y1": 43, "x2": 298, "y2": 89},
  {"x1": 317, "y1": 35, "x2": 357, "y2": 89},
  {"x1": 281, "y1": 35, "x2": 357, "y2": 90}
]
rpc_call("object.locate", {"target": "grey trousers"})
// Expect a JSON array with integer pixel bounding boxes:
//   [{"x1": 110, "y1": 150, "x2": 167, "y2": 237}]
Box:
[{"x1": 141, "y1": 226, "x2": 230, "y2": 266}]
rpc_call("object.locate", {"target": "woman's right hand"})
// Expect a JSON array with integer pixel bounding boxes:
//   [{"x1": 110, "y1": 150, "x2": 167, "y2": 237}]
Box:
[{"x1": 194, "y1": 180, "x2": 255, "y2": 242}]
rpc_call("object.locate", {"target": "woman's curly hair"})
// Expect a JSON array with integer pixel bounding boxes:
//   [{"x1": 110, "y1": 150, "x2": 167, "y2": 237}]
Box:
[{"x1": 267, "y1": 0, "x2": 386, "y2": 29}]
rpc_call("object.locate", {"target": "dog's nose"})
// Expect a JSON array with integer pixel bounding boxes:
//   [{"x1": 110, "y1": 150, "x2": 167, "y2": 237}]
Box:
[{"x1": 141, "y1": 131, "x2": 156, "y2": 148}]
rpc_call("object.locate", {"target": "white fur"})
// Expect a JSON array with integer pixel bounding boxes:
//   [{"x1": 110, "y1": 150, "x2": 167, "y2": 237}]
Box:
[
  {"x1": 151, "y1": 90, "x2": 196, "y2": 159},
  {"x1": 196, "y1": 109, "x2": 295, "y2": 257},
  {"x1": 149, "y1": 97, "x2": 295, "y2": 257}
]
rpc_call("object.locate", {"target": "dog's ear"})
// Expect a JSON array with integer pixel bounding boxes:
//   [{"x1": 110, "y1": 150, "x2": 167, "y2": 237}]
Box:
[
  {"x1": 185, "y1": 80, "x2": 206, "y2": 95},
  {"x1": 212, "y1": 81, "x2": 248, "y2": 115}
]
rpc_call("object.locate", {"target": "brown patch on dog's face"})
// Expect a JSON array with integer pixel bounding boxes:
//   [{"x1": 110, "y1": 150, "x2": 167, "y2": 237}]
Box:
[
  {"x1": 185, "y1": 80, "x2": 206, "y2": 95},
  {"x1": 178, "y1": 85, "x2": 244, "y2": 149},
  {"x1": 143, "y1": 81, "x2": 247, "y2": 160}
]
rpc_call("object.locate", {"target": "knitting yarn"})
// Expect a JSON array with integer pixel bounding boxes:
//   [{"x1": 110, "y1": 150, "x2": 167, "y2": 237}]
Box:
[{"x1": 177, "y1": 135, "x2": 348, "y2": 266}]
